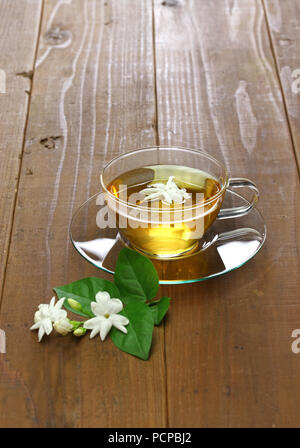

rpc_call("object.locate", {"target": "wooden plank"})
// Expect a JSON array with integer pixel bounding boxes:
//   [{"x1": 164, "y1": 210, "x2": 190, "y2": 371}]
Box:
[
  {"x1": 154, "y1": 0, "x2": 300, "y2": 427},
  {"x1": 0, "y1": 0, "x2": 166, "y2": 427},
  {"x1": 263, "y1": 0, "x2": 300, "y2": 171},
  {"x1": 0, "y1": 0, "x2": 42, "y2": 295},
  {"x1": 0, "y1": 1, "x2": 42, "y2": 427}
]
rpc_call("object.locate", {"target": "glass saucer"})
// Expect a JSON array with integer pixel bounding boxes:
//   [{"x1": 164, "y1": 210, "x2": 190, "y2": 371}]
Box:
[{"x1": 70, "y1": 189, "x2": 267, "y2": 284}]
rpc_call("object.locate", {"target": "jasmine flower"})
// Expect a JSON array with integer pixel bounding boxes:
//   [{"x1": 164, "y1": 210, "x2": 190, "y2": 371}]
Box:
[
  {"x1": 53, "y1": 317, "x2": 73, "y2": 336},
  {"x1": 30, "y1": 296, "x2": 67, "y2": 341},
  {"x1": 140, "y1": 175, "x2": 191, "y2": 205},
  {"x1": 83, "y1": 291, "x2": 129, "y2": 341}
]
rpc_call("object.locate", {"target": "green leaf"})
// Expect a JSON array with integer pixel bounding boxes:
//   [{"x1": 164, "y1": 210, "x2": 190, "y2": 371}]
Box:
[
  {"x1": 150, "y1": 296, "x2": 171, "y2": 325},
  {"x1": 110, "y1": 302, "x2": 154, "y2": 360},
  {"x1": 54, "y1": 277, "x2": 121, "y2": 318},
  {"x1": 114, "y1": 248, "x2": 159, "y2": 304}
]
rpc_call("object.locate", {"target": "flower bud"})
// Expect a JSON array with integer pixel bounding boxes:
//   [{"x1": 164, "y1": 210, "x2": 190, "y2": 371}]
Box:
[
  {"x1": 53, "y1": 318, "x2": 73, "y2": 336},
  {"x1": 73, "y1": 327, "x2": 87, "y2": 337},
  {"x1": 67, "y1": 298, "x2": 83, "y2": 312}
]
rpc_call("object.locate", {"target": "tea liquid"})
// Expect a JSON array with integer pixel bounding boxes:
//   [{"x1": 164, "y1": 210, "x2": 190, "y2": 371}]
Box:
[{"x1": 107, "y1": 165, "x2": 223, "y2": 257}]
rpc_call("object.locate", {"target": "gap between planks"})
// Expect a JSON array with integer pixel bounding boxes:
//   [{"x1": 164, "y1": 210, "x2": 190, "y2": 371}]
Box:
[
  {"x1": 261, "y1": 0, "x2": 300, "y2": 176},
  {"x1": 152, "y1": 0, "x2": 169, "y2": 428}
]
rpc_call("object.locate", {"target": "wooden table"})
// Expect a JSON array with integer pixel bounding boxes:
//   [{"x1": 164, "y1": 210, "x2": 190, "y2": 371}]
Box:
[{"x1": 0, "y1": 0, "x2": 299, "y2": 428}]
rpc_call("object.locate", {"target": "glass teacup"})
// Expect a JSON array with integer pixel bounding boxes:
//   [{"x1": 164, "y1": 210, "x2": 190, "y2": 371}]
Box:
[{"x1": 100, "y1": 147, "x2": 259, "y2": 259}]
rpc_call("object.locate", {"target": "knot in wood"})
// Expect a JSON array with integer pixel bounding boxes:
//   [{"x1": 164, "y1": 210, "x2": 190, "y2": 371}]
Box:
[
  {"x1": 44, "y1": 26, "x2": 71, "y2": 46},
  {"x1": 161, "y1": 0, "x2": 182, "y2": 6}
]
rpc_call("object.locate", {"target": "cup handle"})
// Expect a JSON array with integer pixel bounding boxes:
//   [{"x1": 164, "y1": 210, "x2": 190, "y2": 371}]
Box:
[{"x1": 218, "y1": 178, "x2": 259, "y2": 220}]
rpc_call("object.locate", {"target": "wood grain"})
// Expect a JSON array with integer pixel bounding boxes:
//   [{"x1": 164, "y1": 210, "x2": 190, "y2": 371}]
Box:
[
  {"x1": 263, "y1": 0, "x2": 300, "y2": 171},
  {"x1": 0, "y1": 0, "x2": 166, "y2": 427},
  {"x1": 0, "y1": 0, "x2": 42, "y2": 297},
  {"x1": 154, "y1": 0, "x2": 300, "y2": 427},
  {"x1": 1, "y1": 0, "x2": 300, "y2": 429},
  {"x1": 0, "y1": 0, "x2": 42, "y2": 428}
]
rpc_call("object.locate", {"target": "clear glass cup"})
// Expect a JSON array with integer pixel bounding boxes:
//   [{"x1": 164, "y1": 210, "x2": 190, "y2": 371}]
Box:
[{"x1": 100, "y1": 146, "x2": 259, "y2": 259}]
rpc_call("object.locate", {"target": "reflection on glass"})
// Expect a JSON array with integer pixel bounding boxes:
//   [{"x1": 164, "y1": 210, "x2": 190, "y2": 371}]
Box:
[
  {"x1": 217, "y1": 240, "x2": 260, "y2": 270},
  {"x1": 76, "y1": 238, "x2": 116, "y2": 263}
]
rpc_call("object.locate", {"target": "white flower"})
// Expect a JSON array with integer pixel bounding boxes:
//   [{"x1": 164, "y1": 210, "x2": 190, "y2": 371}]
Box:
[
  {"x1": 30, "y1": 296, "x2": 67, "y2": 342},
  {"x1": 140, "y1": 175, "x2": 191, "y2": 205},
  {"x1": 53, "y1": 317, "x2": 73, "y2": 336},
  {"x1": 83, "y1": 291, "x2": 129, "y2": 341}
]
